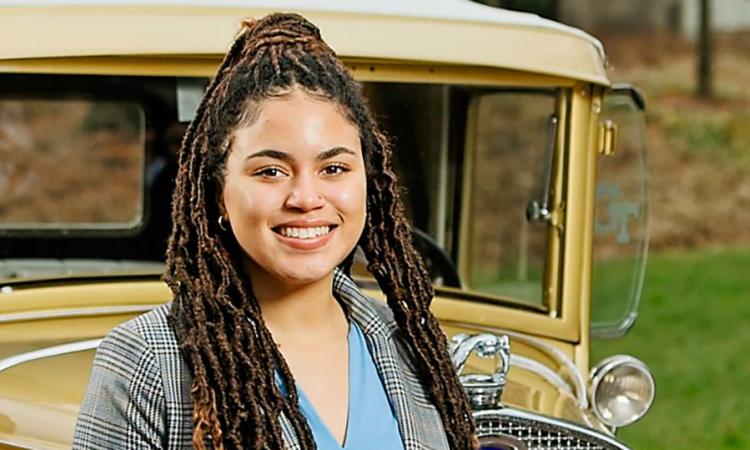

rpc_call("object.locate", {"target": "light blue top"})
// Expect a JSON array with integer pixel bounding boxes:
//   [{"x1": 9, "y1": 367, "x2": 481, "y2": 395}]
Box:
[{"x1": 278, "y1": 322, "x2": 405, "y2": 450}]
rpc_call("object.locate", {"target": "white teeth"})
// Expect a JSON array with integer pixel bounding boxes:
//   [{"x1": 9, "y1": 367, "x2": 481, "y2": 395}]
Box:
[{"x1": 279, "y1": 226, "x2": 331, "y2": 239}]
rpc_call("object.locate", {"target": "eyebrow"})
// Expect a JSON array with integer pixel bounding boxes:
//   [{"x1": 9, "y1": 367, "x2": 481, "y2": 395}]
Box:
[
  {"x1": 245, "y1": 149, "x2": 290, "y2": 162},
  {"x1": 244, "y1": 146, "x2": 357, "y2": 162},
  {"x1": 315, "y1": 146, "x2": 357, "y2": 161}
]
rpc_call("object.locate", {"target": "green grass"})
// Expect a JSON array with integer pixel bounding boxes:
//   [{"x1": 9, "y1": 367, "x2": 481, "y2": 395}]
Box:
[
  {"x1": 591, "y1": 247, "x2": 750, "y2": 450},
  {"x1": 660, "y1": 111, "x2": 750, "y2": 168}
]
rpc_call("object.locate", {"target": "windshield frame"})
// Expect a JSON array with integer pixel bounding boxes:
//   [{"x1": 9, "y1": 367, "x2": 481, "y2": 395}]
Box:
[{"x1": 0, "y1": 59, "x2": 595, "y2": 343}]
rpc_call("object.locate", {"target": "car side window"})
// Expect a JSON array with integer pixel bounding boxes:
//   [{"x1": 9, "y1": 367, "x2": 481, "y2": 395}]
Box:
[
  {"x1": 0, "y1": 98, "x2": 145, "y2": 230},
  {"x1": 463, "y1": 91, "x2": 557, "y2": 306}
]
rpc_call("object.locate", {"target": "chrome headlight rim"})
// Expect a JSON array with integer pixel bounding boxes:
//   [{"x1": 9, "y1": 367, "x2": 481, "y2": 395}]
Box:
[{"x1": 589, "y1": 354, "x2": 655, "y2": 428}]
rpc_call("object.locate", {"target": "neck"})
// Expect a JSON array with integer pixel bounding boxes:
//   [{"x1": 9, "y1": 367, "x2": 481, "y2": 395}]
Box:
[{"x1": 246, "y1": 263, "x2": 346, "y2": 336}]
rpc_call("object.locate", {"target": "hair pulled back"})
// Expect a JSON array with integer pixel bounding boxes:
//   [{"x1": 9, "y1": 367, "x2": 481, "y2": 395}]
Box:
[{"x1": 164, "y1": 12, "x2": 476, "y2": 449}]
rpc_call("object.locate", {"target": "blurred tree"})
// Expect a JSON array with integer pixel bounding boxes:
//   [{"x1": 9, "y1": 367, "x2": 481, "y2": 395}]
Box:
[{"x1": 697, "y1": 0, "x2": 714, "y2": 98}]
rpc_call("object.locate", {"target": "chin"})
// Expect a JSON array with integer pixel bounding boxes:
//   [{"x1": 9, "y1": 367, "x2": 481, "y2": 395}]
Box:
[
  {"x1": 272, "y1": 260, "x2": 340, "y2": 286},
  {"x1": 242, "y1": 236, "x2": 356, "y2": 287}
]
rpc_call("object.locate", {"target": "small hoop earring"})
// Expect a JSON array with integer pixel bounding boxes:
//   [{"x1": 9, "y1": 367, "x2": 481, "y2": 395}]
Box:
[{"x1": 218, "y1": 216, "x2": 228, "y2": 231}]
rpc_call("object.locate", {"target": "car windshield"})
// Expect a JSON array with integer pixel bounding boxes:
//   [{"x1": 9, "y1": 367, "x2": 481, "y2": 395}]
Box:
[{"x1": 0, "y1": 74, "x2": 558, "y2": 311}]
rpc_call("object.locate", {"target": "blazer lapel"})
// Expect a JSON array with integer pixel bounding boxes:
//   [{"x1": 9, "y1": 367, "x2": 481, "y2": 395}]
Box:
[
  {"x1": 334, "y1": 270, "x2": 423, "y2": 450},
  {"x1": 361, "y1": 324, "x2": 423, "y2": 450},
  {"x1": 279, "y1": 412, "x2": 302, "y2": 450}
]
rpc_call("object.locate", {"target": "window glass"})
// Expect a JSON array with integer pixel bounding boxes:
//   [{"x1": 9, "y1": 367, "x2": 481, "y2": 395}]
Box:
[
  {"x1": 359, "y1": 82, "x2": 467, "y2": 287},
  {"x1": 467, "y1": 92, "x2": 557, "y2": 304},
  {"x1": 591, "y1": 90, "x2": 649, "y2": 337},
  {"x1": 0, "y1": 99, "x2": 145, "y2": 229}
]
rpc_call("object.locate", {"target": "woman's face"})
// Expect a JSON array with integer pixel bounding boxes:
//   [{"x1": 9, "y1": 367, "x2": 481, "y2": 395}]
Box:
[{"x1": 221, "y1": 90, "x2": 367, "y2": 286}]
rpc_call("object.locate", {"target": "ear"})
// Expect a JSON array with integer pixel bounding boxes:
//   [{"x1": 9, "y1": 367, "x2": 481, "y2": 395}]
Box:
[{"x1": 215, "y1": 183, "x2": 228, "y2": 220}]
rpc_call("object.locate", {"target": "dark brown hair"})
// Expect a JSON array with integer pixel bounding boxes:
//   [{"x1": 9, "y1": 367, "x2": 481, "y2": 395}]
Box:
[{"x1": 164, "y1": 12, "x2": 475, "y2": 449}]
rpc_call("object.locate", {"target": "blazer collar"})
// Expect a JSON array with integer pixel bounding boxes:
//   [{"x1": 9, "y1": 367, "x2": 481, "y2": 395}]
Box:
[{"x1": 331, "y1": 268, "x2": 424, "y2": 450}]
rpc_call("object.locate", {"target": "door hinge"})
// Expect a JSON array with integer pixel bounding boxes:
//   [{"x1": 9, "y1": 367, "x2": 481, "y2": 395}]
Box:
[{"x1": 598, "y1": 119, "x2": 618, "y2": 156}]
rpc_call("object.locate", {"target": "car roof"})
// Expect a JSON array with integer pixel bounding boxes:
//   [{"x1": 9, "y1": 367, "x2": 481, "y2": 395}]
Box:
[{"x1": 0, "y1": 0, "x2": 609, "y2": 84}]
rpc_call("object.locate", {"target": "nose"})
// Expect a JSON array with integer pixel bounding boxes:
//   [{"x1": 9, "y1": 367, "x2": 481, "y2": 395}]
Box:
[{"x1": 284, "y1": 173, "x2": 326, "y2": 211}]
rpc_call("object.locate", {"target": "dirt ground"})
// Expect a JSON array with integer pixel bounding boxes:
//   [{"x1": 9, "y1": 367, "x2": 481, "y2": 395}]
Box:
[{"x1": 596, "y1": 31, "x2": 750, "y2": 250}]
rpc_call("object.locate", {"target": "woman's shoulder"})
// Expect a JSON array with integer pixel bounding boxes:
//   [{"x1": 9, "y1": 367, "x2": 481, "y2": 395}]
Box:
[
  {"x1": 93, "y1": 301, "x2": 192, "y2": 410},
  {"x1": 96, "y1": 302, "x2": 185, "y2": 381},
  {"x1": 104, "y1": 302, "x2": 179, "y2": 353},
  {"x1": 74, "y1": 302, "x2": 193, "y2": 449},
  {"x1": 116, "y1": 302, "x2": 176, "y2": 342}
]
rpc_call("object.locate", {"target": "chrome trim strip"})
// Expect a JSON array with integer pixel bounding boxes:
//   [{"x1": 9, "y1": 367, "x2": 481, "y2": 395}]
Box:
[
  {"x1": 0, "y1": 259, "x2": 165, "y2": 286},
  {"x1": 474, "y1": 407, "x2": 630, "y2": 450},
  {"x1": 0, "y1": 304, "x2": 162, "y2": 324},
  {"x1": 0, "y1": 339, "x2": 102, "y2": 374},
  {"x1": 502, "y1": 330, "x2": 588, "y2": 408},
  {"x1": 0, "y1": 436, "x2": 41, "y2": 450},
  {"x1": 444, "y1": 321, "x2": 588, "y2": 409},
  {"x1": 510, "y1": 354, "x2": 573, "y2": 397}
]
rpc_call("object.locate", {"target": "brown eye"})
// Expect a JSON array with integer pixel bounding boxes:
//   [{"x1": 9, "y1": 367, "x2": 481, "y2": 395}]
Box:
[
  {"x1": 322, "y1": 164, "x2": 349, "y2": 176},
  {"x1": 253, "y1": 167, "x2": 287, "y2": 178}
]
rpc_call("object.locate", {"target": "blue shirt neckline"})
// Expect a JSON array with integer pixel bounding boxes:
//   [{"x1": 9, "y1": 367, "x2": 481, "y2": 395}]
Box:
[
  {"x1": 294, "y1": 323, "x2": 356, "y2": 448},
  {"x1": 275, "y1": 321, "x2": 405, "y2": 450}
]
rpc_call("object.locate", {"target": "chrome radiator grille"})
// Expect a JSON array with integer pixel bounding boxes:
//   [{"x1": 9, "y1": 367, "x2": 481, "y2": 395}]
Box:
[{"x1": 474, "y1": 409, "x2": 630, "y2": 450}]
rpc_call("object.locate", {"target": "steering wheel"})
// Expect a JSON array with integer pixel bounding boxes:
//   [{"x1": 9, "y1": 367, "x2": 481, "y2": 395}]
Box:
[{"x1": 411, "y1": 227, "x2": 462, "y2": 288}]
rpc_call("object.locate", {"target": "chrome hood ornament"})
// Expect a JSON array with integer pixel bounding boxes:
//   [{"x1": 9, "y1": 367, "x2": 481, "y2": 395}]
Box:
[
  {"x1": 450, "y1": 333, "x2": 511, "y2": 410},
  {"x1": 450, "y1": 333, "x2": 632, "y2": 450}
]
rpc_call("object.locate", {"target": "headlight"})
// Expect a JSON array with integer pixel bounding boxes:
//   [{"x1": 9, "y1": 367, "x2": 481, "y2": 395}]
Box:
[{"x1": 589, "y1": 355, "x2": 655, "y2": 428}]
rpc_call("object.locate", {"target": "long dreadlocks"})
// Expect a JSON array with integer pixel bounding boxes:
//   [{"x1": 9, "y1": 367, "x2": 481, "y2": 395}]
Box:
[{"x1": 164, "y1": 12, "x2": 476, "y2": 449}]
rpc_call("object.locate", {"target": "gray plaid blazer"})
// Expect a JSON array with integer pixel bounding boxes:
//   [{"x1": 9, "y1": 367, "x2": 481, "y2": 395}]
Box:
[{"x1": 73, "y1": 269, "x2": 450, "y2": 449}]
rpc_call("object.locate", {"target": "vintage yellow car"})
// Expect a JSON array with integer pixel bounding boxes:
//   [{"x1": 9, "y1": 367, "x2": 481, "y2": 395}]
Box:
[{"x1": 0, "y1": 1, "x2": 653, "y2": 449}]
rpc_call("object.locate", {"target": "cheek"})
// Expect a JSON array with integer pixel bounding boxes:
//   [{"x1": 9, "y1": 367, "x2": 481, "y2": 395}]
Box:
[
  {"x1": 338, "y1": 185, "x2": 366, "y2": 210},
  {"x1": 223, "y1": 182, "x2": 253, "y2": 220},
  {"x1": 333, "y1": 176, "x2": 368, "y2": 226},
  {"x1": 222, "y1": 180, "x2": 275, "y2": 226}
]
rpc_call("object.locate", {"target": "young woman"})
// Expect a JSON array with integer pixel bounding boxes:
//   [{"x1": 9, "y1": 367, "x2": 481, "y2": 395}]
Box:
[{"x1": 73, "y1": 13, "x2": 476, "y2": 450}]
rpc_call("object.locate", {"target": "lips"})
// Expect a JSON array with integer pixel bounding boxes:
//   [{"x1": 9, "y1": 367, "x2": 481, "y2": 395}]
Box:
[{"x1": 271, "y1": 221, "x2": 339, "y2": 250}]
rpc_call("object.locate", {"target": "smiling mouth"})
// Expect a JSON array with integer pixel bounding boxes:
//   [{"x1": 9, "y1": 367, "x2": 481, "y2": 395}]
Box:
[{"x1": 273, "y1": 225, "x2": 338, "y2": 239}]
